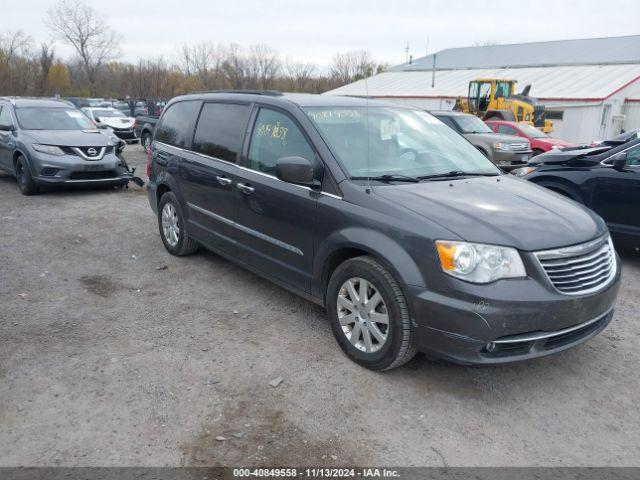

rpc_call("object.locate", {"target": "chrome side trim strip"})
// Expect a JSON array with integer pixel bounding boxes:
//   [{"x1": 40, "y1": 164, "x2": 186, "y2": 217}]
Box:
[
  {"x1": 187, "y1": 202, "x2": 304, "y2": 256},
  {"x1": 492, "y1": 309, "x2": 612, "y2": 344},
  {"x1": 155, "y1": 141, "x2": 343, "y2": 200}
]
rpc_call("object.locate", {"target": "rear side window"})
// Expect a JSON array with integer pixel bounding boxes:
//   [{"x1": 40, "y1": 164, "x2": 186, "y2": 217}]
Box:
[
  {"x1": 247, "y1": 108, "x2": 315, "y2": 175},
  {"x1": 0, "y1": 106, "x2": 12, "y2": 127},
  {"x1": 498, "y1": 125, "x2": 518, "y2": 136},
  {"x1": 192, "y1": 103, "x2": 251, "y2": 163},
  {"x1": 155, "y1": 101, "x2": 199, "y2": 148}
]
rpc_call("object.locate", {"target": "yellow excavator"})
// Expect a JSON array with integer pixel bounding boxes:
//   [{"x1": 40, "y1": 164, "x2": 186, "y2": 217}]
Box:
[{"x1": 454, "y1": 79, "x2": 553, "y2": 133}]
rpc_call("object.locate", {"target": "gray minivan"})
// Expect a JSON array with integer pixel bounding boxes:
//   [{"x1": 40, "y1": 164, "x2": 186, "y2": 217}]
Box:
[{"x1": 147, "y1": 92, "x2": 620, "y2": 370}]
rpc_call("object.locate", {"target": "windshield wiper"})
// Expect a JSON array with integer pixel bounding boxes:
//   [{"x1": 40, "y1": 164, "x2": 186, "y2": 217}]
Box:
[
  {"x1": 417, "y1": 170, "x2": 499, "y2": 180},
  {"x1": 350, "y1": 174, "x2": 420, "y2": 183}
]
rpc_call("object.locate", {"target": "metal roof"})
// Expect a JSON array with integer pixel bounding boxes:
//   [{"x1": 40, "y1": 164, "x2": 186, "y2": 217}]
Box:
[
  {"x1": 325, "y1": 64, "x2": 640, "y2": 101},
  {"x1": 392, "y1": 35, "x2": 640, "y2": 71}
]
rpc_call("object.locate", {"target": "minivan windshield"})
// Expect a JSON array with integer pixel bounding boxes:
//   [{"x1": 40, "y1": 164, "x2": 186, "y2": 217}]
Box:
[
  {"x1": 452, "y1": 115, "x2": 493, "y2": 134},
  {"x1": 16, "y1": 107, "x2": 96, "y2": 130},
  {"x1": 305, "y1": 107, "x2": 500, "y2": 179}
]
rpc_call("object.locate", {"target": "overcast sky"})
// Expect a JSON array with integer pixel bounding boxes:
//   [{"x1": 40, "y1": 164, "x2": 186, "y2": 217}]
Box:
[{"x1": 5, "y1": 0, "x2": 640, "y2": 68}]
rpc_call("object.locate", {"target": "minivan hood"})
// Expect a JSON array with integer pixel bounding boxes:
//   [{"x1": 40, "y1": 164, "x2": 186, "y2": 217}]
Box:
[
  {"x1": 373, "y1": 175, "x2": 606, "y2": 251},
  {"x1": 24, "y1": 129, "x2": 112, "y2": 147}
]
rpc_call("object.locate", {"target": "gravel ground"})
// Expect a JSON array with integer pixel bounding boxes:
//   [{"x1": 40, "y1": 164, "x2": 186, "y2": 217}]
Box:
[{"x1": 1, "y1": 145, "x2": 639, "y2": 467}]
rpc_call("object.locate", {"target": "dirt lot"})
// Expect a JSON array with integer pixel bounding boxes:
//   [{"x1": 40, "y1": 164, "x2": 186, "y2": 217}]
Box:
[{"x1": 1, "y1": 144, "x2": 639, "y2": 467}]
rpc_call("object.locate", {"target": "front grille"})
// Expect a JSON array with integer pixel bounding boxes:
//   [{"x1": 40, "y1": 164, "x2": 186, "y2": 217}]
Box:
[
  {"x1": 509, "y1": 142, "x2": 530, "y2": 151},
  {"x1": 482, "y1": 311, "x2": 611, "y2": 358},
  {"x1": 534, "y1": 236, "x2": 616, "y2": 295}
]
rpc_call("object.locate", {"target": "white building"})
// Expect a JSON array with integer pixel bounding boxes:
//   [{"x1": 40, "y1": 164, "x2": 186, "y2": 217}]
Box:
[{"x1": 326, "y1": 36, "x2": 640, "y2": 144}]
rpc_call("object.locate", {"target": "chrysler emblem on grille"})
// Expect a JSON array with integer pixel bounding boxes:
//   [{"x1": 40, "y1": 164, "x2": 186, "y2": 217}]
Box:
[{"x1": 87, "y1": 148, "x2": 97, "y2": 156}]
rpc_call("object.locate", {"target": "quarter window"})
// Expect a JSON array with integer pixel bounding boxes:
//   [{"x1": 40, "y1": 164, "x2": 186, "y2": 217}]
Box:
[
  {"x1": 626, "y1": 145, "x2": 640, "y2": 166},
  {"x1": 247, "y1": 109, "x2": 315, "y2": 175},
  {"x1": 0, "y1": 106, "x2": 12, "y2": 127},
  {"x1": 155, "y1": 101, "x2": 200, "y2": 148},
  {"x1": 193, "y1": 103, "x2": 251, "y2": 163}
]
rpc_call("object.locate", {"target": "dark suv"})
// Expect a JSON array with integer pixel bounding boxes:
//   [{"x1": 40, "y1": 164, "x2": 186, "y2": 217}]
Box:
[
  {"x1": 147, "y1": 92, "x2": 620, "y2": 370},
  {"x1": 0, "y1": 97, "x2": 134, "y2": 195}
]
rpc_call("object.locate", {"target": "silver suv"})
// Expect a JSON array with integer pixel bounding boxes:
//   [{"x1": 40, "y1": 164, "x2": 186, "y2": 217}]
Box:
[
  {"x1": 432, "y1": 110, "x2": 533, "y2": 171},
  {"x1": 0, "y1": 97, "x2": 135, "y2": 195}
]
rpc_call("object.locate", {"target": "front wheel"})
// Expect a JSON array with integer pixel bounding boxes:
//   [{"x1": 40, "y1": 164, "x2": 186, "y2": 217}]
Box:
[
  {"x1": 326, "y1": 256, "x2": 417, "y2": 371},
  {"x1": 15, "y1": 156, "x2": 38, "y2": 195},
  {"x1": 157, "y1": 191, "x2": 199, "y2": 256}
]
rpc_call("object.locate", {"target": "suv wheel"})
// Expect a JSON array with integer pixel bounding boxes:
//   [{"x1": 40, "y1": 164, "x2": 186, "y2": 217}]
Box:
[
  {"x1": 15, "y1": 156, "x2": 37, "y2": 195},
  {"x1": 327, "y1": 256, "x2": 417, "y2": 371},
  {"x1": 157, "y1": 191, "x2": 198, "y2": 256},
  {"x1": 141, "y1": 132, "x2": 152, "y2": 152}
]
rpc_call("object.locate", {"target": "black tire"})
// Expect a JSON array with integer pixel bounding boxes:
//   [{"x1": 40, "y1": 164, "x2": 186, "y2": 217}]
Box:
[
  {"x1": 15, "y1": 155, "x2": 38, "y2": 195},
  {"x1": 141, "y1": 132, "x2": 152, "y2": 151},
  {"x1": 157, "y1": 191, "x2": 199, "y2": 256},
  {"x1": 326, "y1": 255, "x2": 417, "y2": 371}
]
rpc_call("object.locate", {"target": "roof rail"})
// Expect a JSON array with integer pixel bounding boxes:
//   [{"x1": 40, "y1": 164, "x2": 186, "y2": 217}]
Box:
[{"x1": 190, "y1": 89, "x2": 284, "y2": 96}]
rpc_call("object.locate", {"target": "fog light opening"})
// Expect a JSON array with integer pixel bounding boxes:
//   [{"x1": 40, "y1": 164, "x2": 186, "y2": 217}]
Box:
[{"x1": 485, "y1": 342, "x2": 496, "y2": 352}]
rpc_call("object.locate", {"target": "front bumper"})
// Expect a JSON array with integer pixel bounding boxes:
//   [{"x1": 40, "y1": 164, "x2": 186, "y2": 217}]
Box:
[
  {"x1": 492, "y1": 149, "x2": 533, "y2": 171},
  {"x1": 31, "y1": 151, "x2": 132, "y2": 186},
  {"x1": 408, "y1": 252, "x2": 621, "y2": 365},
  {"x1": 111, "y1": 128, "x2": 138, "y2": 143}
]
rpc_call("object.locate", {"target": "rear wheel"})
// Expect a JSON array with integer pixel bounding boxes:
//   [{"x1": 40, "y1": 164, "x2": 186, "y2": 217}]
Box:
[
  {"x1": 141, "y1": 132, "x2": 152, "y2": 152},
  {"x1": 326, "y1": 256, "x2": 417, "y2": 371},
  {"x1": 15, "y1": 156, "x2": 37, "y2": 195},
  {"x1": 157, "y1": 191, "x2": 198, "y2": 256}
]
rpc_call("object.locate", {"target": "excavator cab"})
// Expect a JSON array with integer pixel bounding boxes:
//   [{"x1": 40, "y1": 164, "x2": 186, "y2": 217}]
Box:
[{"x1": 455, "y1": 78, "x2": 553, "y2": 133}]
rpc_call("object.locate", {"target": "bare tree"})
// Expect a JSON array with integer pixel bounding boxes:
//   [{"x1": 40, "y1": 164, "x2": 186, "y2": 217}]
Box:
[
  {"x1": 330, "y1": 50, "x2": 379, "y2": 86},
  {"x1": 284, "y1": 60, "x2": 316, "y2": 92},
  {"x1": 38, "y1": 43, "x2": 55, "y2": 94},
  {"x1": 46, "y1": 0, "x2": 120, "y2": 95},
  {"x1": 247, "y1": 45, "x2": 281, "y2": 89},
  {"x1": 220, "y1": 44, "x2": 247, "y2": 90}
]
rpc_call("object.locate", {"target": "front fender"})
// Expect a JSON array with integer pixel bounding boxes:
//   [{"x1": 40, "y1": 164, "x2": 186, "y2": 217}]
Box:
[{"x1": 313, "y1": 227, "x2": 427, "y2": 301}]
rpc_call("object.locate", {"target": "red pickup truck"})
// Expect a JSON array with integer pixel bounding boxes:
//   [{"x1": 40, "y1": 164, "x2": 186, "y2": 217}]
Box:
[{"x1": 485, "y1": 120, "x2": 575, "y2": 156}]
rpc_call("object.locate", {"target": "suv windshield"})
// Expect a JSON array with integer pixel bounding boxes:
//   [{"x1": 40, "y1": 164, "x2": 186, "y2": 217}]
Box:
[
  {"x1": 518, "y1": 124, "x2": 548, "y2": 138},
  {"x1": 92, "y1": 109, "x2": 126, "y2": 119},
  {"x1": 305, "y1": 107, "x2": 500, "y2": 178},
  {"x1": 452, "y1": 115, "x2": 493, "y2": 134},
  {"x1": 16, "y1": 107, "x2": 96, "y2": 130}
]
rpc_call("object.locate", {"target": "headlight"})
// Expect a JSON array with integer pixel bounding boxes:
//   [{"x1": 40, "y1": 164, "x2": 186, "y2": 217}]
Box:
[
  {"x1": 436, "y1": 240, "x2": 526, "y2": 283},
  {"x1": 512, "y1": 166, "x2": 538, "y2": 177},
  {"x1": 492, "y1": 142, "x2": 510, "y2": 151},
  {"x1": 33, "y1": 144, "x2": 65, "y2": 156}
]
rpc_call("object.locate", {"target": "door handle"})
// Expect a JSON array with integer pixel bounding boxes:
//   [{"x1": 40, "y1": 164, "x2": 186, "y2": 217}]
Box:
[
  {"x1": 216, "y1": 175, "x2": 232, "y2": 186},
  {"x1": 236, "y1": 182, "x2": 255, "y2": 194}
]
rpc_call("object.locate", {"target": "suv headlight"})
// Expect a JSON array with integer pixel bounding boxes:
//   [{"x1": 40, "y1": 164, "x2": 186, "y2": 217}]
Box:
[
  {"x1": 512, "y1": 166, "x2": 537, "y2": 177},
  {"x1": 33, "y1": 144, "x2": 65, "y2": 156},
  {"x1": 492, "y1": 142, "x2": 510, "y2": 151},
  {"x1": 436, "y1": 240, "x2": 526, "y2": 283}
]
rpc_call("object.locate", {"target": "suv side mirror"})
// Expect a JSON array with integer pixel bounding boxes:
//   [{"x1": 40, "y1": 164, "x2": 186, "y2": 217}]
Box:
[
  {"x1": 276, "y1": 156, "x2": 320, "y2": 187},
  {"x1": 0, "y1": 123, "x2": 13, "y2": 132},
  {"x1": 610, "y1": 152, "x2": 627, "y2": 170}
]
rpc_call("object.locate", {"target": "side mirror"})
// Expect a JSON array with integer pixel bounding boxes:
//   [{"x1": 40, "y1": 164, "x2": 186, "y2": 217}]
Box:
[
  {"x1": 610, "y1": 152, "x2": 627, "y2": 170},
  {"x1": 276, "y1": 156, "x2": 320, "y2": 187},
  {"x1": 0, "y1": 123, "x2": 13, "y2": 131}
]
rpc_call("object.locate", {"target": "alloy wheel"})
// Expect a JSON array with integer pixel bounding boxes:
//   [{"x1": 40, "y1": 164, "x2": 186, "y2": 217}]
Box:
[
  {"x1": 161, "y1": 202, "x2": 180, "y2": 247},
  {"x1": 337, "y1": 277, "x2": 389, "y2": 353}
]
